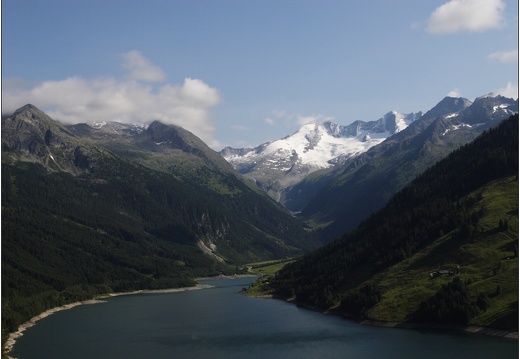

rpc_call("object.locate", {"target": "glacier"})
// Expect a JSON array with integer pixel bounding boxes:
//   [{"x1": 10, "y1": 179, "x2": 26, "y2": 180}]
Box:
[{"x1": 220, "y1": 111, "x2": 422, "y2": 200}]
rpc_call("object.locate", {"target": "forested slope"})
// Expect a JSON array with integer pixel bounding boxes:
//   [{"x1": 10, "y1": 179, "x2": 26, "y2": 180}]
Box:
[
  {"x1": 259, "y1": 115, "x2": 518, "y2": 330},
  {"x1": 1, "y1": 105, "x2": 318, "y2": 341}
]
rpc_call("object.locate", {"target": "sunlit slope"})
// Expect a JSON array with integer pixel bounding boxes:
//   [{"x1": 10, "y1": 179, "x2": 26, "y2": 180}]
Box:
[
  {"x1": 367, "y1": 176, "x2": 518, "y2": 330},
  {"x1": 264, "y1": 115, "x2": 518, "y2": 331}
]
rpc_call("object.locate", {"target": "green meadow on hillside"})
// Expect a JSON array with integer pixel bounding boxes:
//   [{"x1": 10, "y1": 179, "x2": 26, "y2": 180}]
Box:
[{"x1": 366, "y1": 176, "x2": 518, "y2": 330}]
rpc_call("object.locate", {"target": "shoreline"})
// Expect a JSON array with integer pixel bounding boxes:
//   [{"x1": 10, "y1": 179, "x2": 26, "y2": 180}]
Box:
[
  {"x1": 8, "y1": 275, "x2": 514, "y2": 357},
  {"x1": 4, "y1": 274, "x2": 258, "y2": 355},
  {"x1": 247, "y1": 293, "x2": 519, "y2": 341},
  {"x1": 4, "y1": 283, "x2": 212, "y2": 356},
  {"x1": 359, "y1": 319, "x2": 519, "y2": 340},
  {"x1": 4, "y1": 299, "x2": 104, "y2": 355}
]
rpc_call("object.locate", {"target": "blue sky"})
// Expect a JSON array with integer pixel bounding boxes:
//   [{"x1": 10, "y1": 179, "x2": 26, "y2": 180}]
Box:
[{"x1": 2, "y1": 0, "x2": 518, "y2": 149}]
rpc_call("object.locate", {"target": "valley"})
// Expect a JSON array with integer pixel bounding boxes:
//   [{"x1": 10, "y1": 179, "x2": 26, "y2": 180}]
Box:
[
  {"x1": 1, "y1": 94, "x2": 518, "y2": 352},
  {"x1": 246, "y1": 115, "x2": 518, "y2": 333},
  {"x1": 3, "y1": 1, "x2": 518, "y2": 357},
  {"x1": 223, "y1": 95, "x2": 518, "y2": 242}
]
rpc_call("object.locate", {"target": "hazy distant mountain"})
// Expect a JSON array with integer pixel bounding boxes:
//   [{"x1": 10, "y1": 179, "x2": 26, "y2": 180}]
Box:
[{"x1": 220, "y1": 111, "x2": 422, "y2": 201}]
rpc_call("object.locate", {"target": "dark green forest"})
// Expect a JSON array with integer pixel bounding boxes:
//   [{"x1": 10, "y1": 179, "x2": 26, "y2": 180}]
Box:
[
  {"x1": 1, "y1": 104, "x2": 324, "y2": 343},
  {"x1": 2, "y1": 159, "x2": 214, "y2": 336},
  {"x1": 263, "y1": 115, "x2": 518, "y2": 329},
  {"x1": 1, "y1": 146, "x2": 315, "y2": 339}
]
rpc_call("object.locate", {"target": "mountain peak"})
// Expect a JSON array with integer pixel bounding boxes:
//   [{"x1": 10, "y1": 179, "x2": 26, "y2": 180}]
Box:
[
  {"x1": 9, "y1": 103, "x2": 55, "y2": 123},
  {"x1": 419, "y1": 96, "x2": 472, "y2": 122},
  {"x1": 146, "y1": 120, "x2": 205, "y2": 151},
  {"x1": 476, "y1": 92, "x2": 496, "y2": 99},
  {"x1": 455, "y1": 94, "x2": 518, "y2": 126},
  {"x1": 1, "y1": 104, "x2": 96, "y2": 172},
  {"x1": 15, "y1": 103, "x2": 39, "y2": 111},
  {"x1": 221, "y1": 111, "x2": 420, "y2": 201}
]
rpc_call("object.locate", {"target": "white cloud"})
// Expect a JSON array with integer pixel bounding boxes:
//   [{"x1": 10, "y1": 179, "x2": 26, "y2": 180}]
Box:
[
  {"x1": 265, "y1": 110, "x2": 333, "y2": 130},
  {"x1": 447, "y1": 88, "x2": 462, "y2": 97},
  {"x1": 296, "y1": 114, "x2": 333, "y2": 127},
  {"x1": 297, "y1": 115, "x2": 318, "y2": 126},
  {"x1": 426, "y1": 0, "x2": 505, "y2": 34},
  {"x1": 497, "y1": 82, "x2": 519, "y2": 99},
  {"x1": 2, "y1": 51, "x2": 222, "y2": 148},
  {"x1": 122, "y1": 50, "x2": 167, "y2": 82},
  {"x1": 487, "y1": 49, "x2": 518, "y2": 64},
  {"x1": 264, "y1": 117, "x2": 274, "y2": 125}
]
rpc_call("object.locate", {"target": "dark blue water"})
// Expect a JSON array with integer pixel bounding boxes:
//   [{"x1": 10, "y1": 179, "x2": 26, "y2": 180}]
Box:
[{"x1": 12, "y1": 277, "x2": 518, "y2": 358}]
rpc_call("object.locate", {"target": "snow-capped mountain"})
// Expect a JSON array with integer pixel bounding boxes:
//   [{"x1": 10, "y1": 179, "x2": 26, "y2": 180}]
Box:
[
  {"x1": 220, "y1": 111, "x2": 422, "y2": 200},
  {"x1": 221, "y1": 94, "x2": 518, "y2": 203},
  {"x1": 286, "y1": 94, "x2": 518, "y2": 241}
]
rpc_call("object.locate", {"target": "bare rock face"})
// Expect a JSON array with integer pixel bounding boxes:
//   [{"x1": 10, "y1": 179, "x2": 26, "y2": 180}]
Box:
[{"x1": 1, "y1": 104, "x2": 96, "y2": 173}]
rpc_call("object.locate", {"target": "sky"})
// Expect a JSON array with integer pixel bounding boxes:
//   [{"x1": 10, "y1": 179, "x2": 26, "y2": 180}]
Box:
[{"x1": 2, "y1": 0, "x2": 518, "y2": 150}]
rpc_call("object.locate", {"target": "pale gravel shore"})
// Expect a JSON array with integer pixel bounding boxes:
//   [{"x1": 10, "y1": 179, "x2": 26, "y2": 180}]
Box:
[
  {"x1": 4, "y1": 276, "x2": 255, "y2": 356},
  {"x1": 4, "y1": 283, "x2": 214, "y2": 357},
  {"x1": 5, "y1": 299, "x2": 105, "y2": 356}
]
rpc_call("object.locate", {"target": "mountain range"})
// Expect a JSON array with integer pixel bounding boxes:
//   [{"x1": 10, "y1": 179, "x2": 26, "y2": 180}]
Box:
[
  {"x1": 252, "y1": 114, "x2": 518, "y2": 331},
  {"x1": 3, "y1": 104, "x2": 321, "y2": 262},
  {"x1": 222, "y1": 94, "x2": 518, "y2": 242},
  {"x1": 221, "y1": 111, "x2": 422, "y2": 201},
  {"x1": 1, "y1": 92, "x2": 518, "y2": 341}
]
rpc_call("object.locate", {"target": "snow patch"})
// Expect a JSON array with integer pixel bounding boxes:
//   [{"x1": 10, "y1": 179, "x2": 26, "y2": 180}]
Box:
[
  {"x1": 442, "y1": 123, "x2": 474, "y2": 136},
  {"x1": 155, "y1": 141, "x2": 172, "y2": 146},
  {"x1": 493, "y1": 104, "x2": 510, "y2": 113},
  {"x1": 90, "y1": 121, "x2": 107, "y2": 129}
]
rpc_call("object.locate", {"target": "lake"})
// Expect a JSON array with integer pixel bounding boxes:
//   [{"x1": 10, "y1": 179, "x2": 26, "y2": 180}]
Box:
[{"x1": 12, "y1": 276, "x2": 518, "y2": 358}]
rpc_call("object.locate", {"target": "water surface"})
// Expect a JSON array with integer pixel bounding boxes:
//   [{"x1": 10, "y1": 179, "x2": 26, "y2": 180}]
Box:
[{"x1": 12, "y1": 276, "x2": 518, "y2": 358}]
